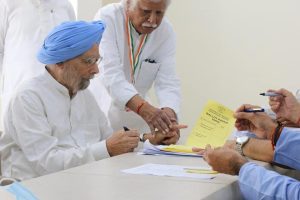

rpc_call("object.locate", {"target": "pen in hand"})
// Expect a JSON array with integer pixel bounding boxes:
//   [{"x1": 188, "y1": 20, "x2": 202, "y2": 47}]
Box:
[
  {"x1": 123, "y1": 126, "x2": 143, "y2": 142},
  {"x1": 260, "y1": 92, "x2": 282, "y2": 97},
  {"x1": 244, "y1": 108, "x2": 265, "y2": 113}
]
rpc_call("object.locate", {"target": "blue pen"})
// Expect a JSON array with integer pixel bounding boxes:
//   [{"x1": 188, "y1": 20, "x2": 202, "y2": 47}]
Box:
[
  {"x1": 260, "y1": 92, "x2": 282, "y2": 97},
  {"x1": 244, "y1": 108, "x2": 265, "y2": 113}
]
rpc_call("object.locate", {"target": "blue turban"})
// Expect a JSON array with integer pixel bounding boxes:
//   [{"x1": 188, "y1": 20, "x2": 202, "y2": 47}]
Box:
[{"x1": 37, "y1": 20, "x2": 106, "y2": 64}]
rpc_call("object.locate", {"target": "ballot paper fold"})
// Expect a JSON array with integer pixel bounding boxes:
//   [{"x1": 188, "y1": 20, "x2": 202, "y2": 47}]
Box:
[{"x1": 142, "y1": 140, "x2": 201, "y2": 157}]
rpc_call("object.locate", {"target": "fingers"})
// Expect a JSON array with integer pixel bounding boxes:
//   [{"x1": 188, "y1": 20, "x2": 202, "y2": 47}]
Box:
[
  {"x1": 152, "y1": 117, "x2": 169, "y2": 134},
  {"x1": 125, "y1": 130, "x2": 139, "y2": 137},
  {"x1": 171, "y1": 124, "x2": 188, "y2": 130},
  {"x1": 269, "y1": 88, "x2": 291, "y2": 97},
  {"x1": 203, "y1": 144, "x2": 212, "y2": 162},
  {"x1": 192, "y1": 147, "x2": 205, "y2": 155},
  {"x1": 161, "y1": 136, "x2": 178, "y2": 145},
  {"x1": 234, "y1": 111, "x2": 254, "y2": 121}
]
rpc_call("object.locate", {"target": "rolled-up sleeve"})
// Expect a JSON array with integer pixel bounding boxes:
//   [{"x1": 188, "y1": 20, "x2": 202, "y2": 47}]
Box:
[{"x1": 239, "y1": 162, "x2": 300, "y2": 200}]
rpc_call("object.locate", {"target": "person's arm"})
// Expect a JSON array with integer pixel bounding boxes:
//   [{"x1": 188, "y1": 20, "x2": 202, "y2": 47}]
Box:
[
  {"x1": 242, "y1": 138, "x2": 274, "y2": 162},
  {"x1": 239, "y1": 162, "x2": 300, "y2": 200},
  {"x1": 96, "y1": 9, "x2": 138, "y2": 110},
  {"x1": 8, "y1": 91, "x2": 110, "y2": 175},
  {"x1": 153, "y1": 21, "x2": 181, "y2": 116},
  {"x1": 274, "y1": 127, "x2": 300, "y2": 170}
]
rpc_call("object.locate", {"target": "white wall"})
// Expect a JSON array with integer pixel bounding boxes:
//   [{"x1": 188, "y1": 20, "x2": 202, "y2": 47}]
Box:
[
  {"x1": 77, "y1": 0, "x2": 300, "y2": 140},
  {"x1": 166, "y1": 0, "x2": 300, "y2": 140}
]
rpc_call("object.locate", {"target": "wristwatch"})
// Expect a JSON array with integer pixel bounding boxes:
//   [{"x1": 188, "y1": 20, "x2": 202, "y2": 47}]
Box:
[{"x1": 235, "y1": 136, "x2": 250, "y2": 156}]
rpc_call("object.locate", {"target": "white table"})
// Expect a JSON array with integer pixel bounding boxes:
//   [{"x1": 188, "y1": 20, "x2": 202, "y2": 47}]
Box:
[{"x1": 21, "y1": 153, "x2": 245, "y2": 200}]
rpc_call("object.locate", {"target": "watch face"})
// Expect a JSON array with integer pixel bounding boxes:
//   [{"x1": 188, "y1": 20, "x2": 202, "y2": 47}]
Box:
[{"x1": 237, "y1": 136, "x2": 249, "y2": 144}]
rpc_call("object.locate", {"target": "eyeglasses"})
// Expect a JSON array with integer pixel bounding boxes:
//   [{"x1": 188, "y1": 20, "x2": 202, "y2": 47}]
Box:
[{"x1": 81, "y1": 56, "x2": 103, "y2": 67}]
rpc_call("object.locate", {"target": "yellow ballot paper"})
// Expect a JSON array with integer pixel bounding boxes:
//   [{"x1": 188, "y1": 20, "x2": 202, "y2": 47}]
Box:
[
  {"x1": 162, "y1": 144, "x2": 194, "y2": 153},
  {"x1": 186, "y1": 100, "x2": 235, "y2": 148}
]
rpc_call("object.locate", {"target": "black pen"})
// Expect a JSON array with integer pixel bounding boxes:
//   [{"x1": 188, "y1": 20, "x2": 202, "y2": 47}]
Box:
[
  {"x1": 123, "y1": 126, "x2": 143, "y2": 142},
  {"x1": 123, "y1": 126, "x2": 130, "y2": 131},
  {"x1": 244, "y1": 108, "x2": 265, "y2": 113}
]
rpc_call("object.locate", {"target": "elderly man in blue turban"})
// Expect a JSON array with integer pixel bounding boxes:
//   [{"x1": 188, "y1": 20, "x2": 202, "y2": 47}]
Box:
[{"x1": 0, "y1": 21, "x2": 141, "y2": 180}]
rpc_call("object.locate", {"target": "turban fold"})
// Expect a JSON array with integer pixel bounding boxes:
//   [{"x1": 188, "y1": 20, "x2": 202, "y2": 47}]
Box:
[{"x1": 37, "y1": 20, "x2": 106, "y2": 64}]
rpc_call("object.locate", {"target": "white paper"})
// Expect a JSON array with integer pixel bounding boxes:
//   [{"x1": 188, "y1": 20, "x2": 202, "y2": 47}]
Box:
[{"x1": 122, "y1": 163, "x2": 216, "y2": 180}]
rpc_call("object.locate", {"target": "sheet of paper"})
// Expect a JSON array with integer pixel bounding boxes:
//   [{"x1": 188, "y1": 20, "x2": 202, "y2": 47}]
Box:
[
  {"x1": 186, "y1": 100, "x2": 235, "y2": 148},
  {"x1": 142, "y1": 140, "x2": 201, "y2": 157},
  {"x1": 122, "y1": 163, "x2": 217, "y2": 179}
]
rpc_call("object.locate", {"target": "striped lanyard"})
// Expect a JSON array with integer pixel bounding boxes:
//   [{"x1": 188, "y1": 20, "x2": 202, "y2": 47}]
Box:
[{"x1": 125, "y1": 15, "x2": 148, "y2": 84}]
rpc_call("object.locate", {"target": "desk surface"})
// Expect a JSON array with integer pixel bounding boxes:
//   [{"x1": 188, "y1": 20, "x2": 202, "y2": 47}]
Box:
[{"x1": 21, "y1": 153, "x2": 243, "y2": 200}]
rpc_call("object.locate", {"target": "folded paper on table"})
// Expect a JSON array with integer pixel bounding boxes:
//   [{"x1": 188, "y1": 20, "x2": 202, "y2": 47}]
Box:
[
  {"x1": 122, "y1": 163, "x2": 217, "y2": 179},
  {"x1": 186, "y1": 100, "x2": 235, "y2": 148},
  {"x1": 142, "y1": 140, "x2": 201, "y2": 157}
]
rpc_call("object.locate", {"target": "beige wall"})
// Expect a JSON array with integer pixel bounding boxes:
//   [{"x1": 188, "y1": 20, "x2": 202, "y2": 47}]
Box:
[
  {"x1": 77, "y1": 0, "x2": 300, "y2": 140},
  {"x1": 166, "y1": 0, "x2": 300, "y2": 139}
]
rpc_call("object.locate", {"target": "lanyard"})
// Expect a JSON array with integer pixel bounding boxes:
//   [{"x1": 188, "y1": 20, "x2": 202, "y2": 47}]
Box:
[{"x1": 125, "y1": 15, "x2": 148, "y2": 84}]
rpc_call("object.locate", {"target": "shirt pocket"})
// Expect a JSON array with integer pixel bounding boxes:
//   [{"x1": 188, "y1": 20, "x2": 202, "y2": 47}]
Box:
[{"x1": 135, "y1": 61, "x2": 160, "y2": 93}]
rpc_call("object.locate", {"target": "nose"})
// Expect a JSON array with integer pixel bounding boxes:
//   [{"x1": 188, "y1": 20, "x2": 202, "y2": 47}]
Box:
[
  {"x1": 148, "y1": 12, "x2": 157, "y2": 24},
  {"x1": 91, "y1": 63, "x2": 99, "y2": 75}
]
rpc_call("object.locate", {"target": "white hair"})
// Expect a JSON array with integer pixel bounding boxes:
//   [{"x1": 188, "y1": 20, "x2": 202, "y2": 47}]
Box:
[{"x1": 122, "y1": 0, "x2": 171, "y2": 11}]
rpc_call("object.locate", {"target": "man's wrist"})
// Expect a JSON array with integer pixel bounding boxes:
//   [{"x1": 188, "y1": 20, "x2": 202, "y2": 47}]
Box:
[
  {"x1": 266, "y1": 121, "x2": 278, "y2": 140},
  {"x1": 233, "y1": 158, "x2": 248, "y2": 175}
]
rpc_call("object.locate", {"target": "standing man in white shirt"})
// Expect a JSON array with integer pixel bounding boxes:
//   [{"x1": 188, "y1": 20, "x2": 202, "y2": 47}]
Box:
[
  {"x1": 0, "y1": 0, "x2": 76, "y2": 125},
  {"x1": 90, "y1": 0, "x2": 182, "y2": 137}
]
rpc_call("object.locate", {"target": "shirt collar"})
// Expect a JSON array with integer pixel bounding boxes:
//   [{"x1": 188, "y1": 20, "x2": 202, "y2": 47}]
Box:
[{"x1": 43, "y1": 68, "x2": 70, "y2": 98}]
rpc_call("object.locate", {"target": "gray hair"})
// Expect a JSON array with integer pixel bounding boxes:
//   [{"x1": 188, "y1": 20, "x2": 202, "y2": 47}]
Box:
[{"x1": 122, "y1": 0, "x2": 171, "y2": 11}]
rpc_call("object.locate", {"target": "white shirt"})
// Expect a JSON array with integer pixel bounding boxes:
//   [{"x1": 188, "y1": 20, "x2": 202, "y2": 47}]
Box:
[
  {"x1": 90, "y1": 2, "x2": 181, "y2": 132},
  {"x1": 0, "y1": 0, "x2": 75, "y2": 115},
  {"x1": 0, "y1": 70, "x2": 112, "y2": 180}
]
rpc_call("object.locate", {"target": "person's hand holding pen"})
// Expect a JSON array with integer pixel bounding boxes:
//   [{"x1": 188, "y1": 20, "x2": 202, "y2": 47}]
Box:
[
  {"x1": 106, "y1": 128, "x2": 139, "y2": 156},
  {"x1": 266, "y1": 89, "x2": 300, "y2": 125},
  {"x1": 234, "y1": 104, "x2": 277, "y2": 139}
]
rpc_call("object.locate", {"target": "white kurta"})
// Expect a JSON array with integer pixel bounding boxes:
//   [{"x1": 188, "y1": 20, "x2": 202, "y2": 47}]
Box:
[
  {"x1": 0, "y1": 70, "x2": 112, "y2": 180},
  {"x1": 0, "y1": 0, "x2": 75, "y2": 116},
  {"x1": 90, "y1": 2, "x2": 181, "y2": 133}
]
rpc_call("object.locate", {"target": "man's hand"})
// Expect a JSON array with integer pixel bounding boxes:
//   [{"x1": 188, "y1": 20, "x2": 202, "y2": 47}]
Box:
[
  {"x1": 106, "y1": 130, "x2": 139, "y2": 156},
  {"x1": 268, "y1": 88, "x2": 300, "y2": 125},
  {"x1": 234, "y1": 104, "x2": 277, "y2": 139},
  {"x1": 192, "y1": 140, "x2": 235, "y2": 156},
  {"x1": 139, "y1": 103, "x2": 173, "y2": 134},
  {"x1": 144, "y1": 124, "x2": 187, "y2": 145},
  {"x1": 126, "y1": 95, "x2": 178, "y2": 134},
  {"x1": 203, "y1": 145, "x2": 248, "y2": 175}
]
